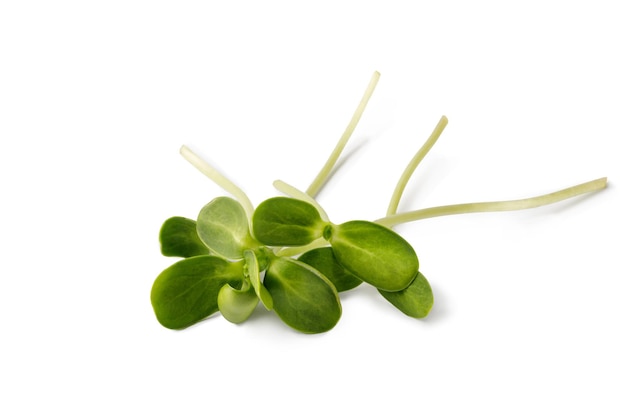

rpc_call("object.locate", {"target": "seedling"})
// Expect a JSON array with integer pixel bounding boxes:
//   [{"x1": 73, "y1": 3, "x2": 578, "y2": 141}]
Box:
[{"x1": 151, "y1": 72, "x2": 607, "y2": 333}]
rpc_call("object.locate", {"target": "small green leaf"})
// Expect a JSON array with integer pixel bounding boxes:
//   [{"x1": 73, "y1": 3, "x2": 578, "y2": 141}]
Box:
[
  {"x1": 298, "y1": 247, "x2": 362, "y2": 292},
  {"x1": 252, "y1": 197, "x2": 327, "y2": 246},
  {"x1": 264, "y1": 256, "x2": 341, "y2": 333},
  {"x1": 327, "y1": 220, "x2": 419, "y2": 291},
  {"x1": 159, "y1": 216, "x2": 210, "y2": 258},
  {"x1": 378, "y1": 272, "x2": 433, "y2": 318},
  {"x1": 217, "y1": 281, "x2": 259, "y2": 324},
  {"x1": 197, "y1": 197, "x2": 256, "y2": 259},
  {"x1": 151, "y1": 256, "x2": 244, "y2": 329},
  {"x1": 243, "y1": 249, "x2": 273, "y2": 310}
]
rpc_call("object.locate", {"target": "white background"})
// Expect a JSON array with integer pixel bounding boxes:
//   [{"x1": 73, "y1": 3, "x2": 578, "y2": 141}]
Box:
[{"x1": 2, "y1": 1, "x2": 624, "y2": 415}]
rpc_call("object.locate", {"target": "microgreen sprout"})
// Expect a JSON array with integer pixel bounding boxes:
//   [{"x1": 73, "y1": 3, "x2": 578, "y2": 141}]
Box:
[{"x1": 151, "y1": 72, "x2": 607, "y2": 333}]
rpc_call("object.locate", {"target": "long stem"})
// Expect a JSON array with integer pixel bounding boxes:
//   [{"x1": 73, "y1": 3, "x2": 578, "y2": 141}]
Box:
[
  {"x1": 180, "y1": 145, "x2": 255, "y2": 220},
  {"x1": 376, "y1": 177, "x2": 608, "y2": 228},
  {"x1": 273, "y1": 180, "x2": 330, "y2": 222},
  {"x1": 387, "y1": 115, "x2": 449, "y2": 216},
  {"x1": 306, "y1": 71, "x2": 381, "y2": 198}
]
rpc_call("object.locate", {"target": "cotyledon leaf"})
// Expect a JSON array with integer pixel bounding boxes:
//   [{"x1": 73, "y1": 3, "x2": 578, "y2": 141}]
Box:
[
  {"x1": 151, "y1": 256, "x2": 244, "y2": 329},
  {"x1": 378, "y1": 272, "x2": 433, "y2": 318},
  {"x1": 264, "y1": 256, "x2": 341, "y2": 334},
  {"x1": 196, "y1": 197, "x2": 257, "y2": 259},
  {"x1": 298, "y1": 247, "x2": 362, "y2": 292},
  {"x1": 326, "y1": 220, "x2": 419, "y2": 292},
  {"x1": 159, "y1": 216, "x2": 210, "y2": 258},
  {"x1": 252, "y1": 197, "x2": 327, "y2": 246},
  {"x1": 217, "y1": 281, "x2": 259, "y2": 324}
]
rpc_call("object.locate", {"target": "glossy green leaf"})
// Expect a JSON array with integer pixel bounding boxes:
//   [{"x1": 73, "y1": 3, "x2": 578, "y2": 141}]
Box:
[
  {"x1": 217, "y1": 281, "x2": 259, "y2": 324},
  {"x1": 298, "y1": 247, "x2": 362, "y2": 292},
  {"x1": 159, "y1": 216, "x2": 210, "y2": 258},
  {"x1": 196, "y1": 197, "x2": 257, "y2": 259},
  {"x1": 252, "y1": 197, "x2": 327, "y2": 246},
  {"x1": 243, "y1": 250, "x2": 273, "y2": 310},
  {"x1": 264, "y1": 256, "x2": 341, "y2": 333},
  {"x1": 151, "y1": 256, "x2": 244, "y2": 329},
  {"x1": 327, "y1": 220, "x2": 419, "y2": 291},
  {"x1": 378, "y1": 272, "x2": 433, "y2": 318}
]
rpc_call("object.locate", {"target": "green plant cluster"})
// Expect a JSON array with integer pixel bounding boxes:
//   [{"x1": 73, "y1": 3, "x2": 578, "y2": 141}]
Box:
[{"x1": 150, "y1": 72, "x2": 607, "y2": 334}]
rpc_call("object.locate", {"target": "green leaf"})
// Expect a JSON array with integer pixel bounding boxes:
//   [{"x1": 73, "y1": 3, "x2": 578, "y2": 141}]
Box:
[
  {"x1": 264, "y1": 256, "x2": 341, "y2": 333},
  {"x1": 298, "y1": 247, "x2": 362, "y2": 292},
  {"x1": 159, "y1": 216, "x2": 210, "y2": 258},
  {"x1": 252, "y1": 197, "x2": 327, "y2": 246},
  {"x1": 327, "y1": 220, "x2": 419, "y2": 292},
  {"x1": 196, "y1": 197, "x2": 256, "y2": 259},
  {"x1": 243, "y1": 249, "x2": 273, "y2": 310},
  {"x1": 150, "y1": 256, "x2": 244, "y2": 329},
  {"x1": 378, "y1": 272, "x2": 433, "y2": 318},
  {"x1": 217, "y1": 281, "x2": 259, "y2": 324}
]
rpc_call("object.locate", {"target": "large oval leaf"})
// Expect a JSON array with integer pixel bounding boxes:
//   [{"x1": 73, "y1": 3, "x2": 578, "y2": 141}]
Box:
[
  {"x1": 197, "y1": 197, "x2": 256, "y2": 259},
  {"x1": 151, "y1": 256, "x2": 244, "y2": 329},
  {"x1": 298, "y1": 247, "x2": 362, "y2": 292},
  {"x1": 378, "y1": 272, "x2": 433, "y2": 318},
  {"x1": 264, "y1": 257, "x2": 341, "y2": 333},
  {"x1": 327, "y1": 220, "x2": 419, "y2": 291},
  {"x1": 159, "y1": 216, "x2": 210, "y2": 258},
  {"x1": 217, "y1": 282, "x2": 259, "y2": 324},
  {"x1": 252, "y1": 197, "x2": 327, "y2": 246}
]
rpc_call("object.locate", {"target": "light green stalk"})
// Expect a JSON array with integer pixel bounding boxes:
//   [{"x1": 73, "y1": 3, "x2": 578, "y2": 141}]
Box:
[
  {"x1": 306, "y1": 71, "x2": 381, "y2": 198},
  {"x1": 387, "y1": 115, "x2": 449, "y2": 216},
  {"x1": 180, "y1": 145, "x2": 255, "y2": 220},
  {"x1": 376, "y1": 177, "x2": 608, "y2": 228},
  {"x1": 275, "y1": 237, "x2": 328, "y2": 258}
]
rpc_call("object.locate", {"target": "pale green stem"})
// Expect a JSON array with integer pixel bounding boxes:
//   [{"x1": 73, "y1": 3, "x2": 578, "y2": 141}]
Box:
[
  {"x1": 273, "y1": 180, "x2": 330, "y2": 222},
  {"x1": 275, "y1": 237, "x2": 328, "y2": 258},
  {"x1": 386, "y1": 115, "x2": 449, "y2": 216},
  {"x1": 306, "y1": 71, "x2": 381, "y2": 198},
  {"x1": 180, "y1": 145, "x2": 255, "y2": 220},
  {"x1": 376, "y1": 177, "x2": 608, "y2": 228}
]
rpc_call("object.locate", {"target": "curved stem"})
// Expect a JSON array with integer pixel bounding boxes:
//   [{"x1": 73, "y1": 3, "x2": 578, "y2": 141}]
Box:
[
  {"x1": 387, "y1": 115, "x2": 449, "y2": 216},
  {"x1": 180, "y1": 145, "x2": 255, "y2": 220},
  {"x1": 376, "y1": 177, "x2": 608, "y2": 228},
  {"x1": 275, "y1": 237, "x2": 328, "y2": 258},
  {"x1": 273, "y1": 180, "x2": 330, "y2": 222},
  {"x1": 306, "y1": 71, "x2": 381, "y2": 198}
]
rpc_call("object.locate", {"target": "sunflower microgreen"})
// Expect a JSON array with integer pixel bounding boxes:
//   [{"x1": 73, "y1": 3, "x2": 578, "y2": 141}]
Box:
[
  {"x1": 159, "y1": 216, "x2": 210, "y2": 258},
  {"x1": 297, "y1": 247, "x2": 362, "y2": 292},
  {"x1": 151, "y1": 71, "x2": 607, "y2": 333},
  {"x1": 252, "y1": 197, "x2": 327, "y2": 247},
  {"x1": 151, "y1": 256, "x2": 244, "y2": 329},
  {"x1": 378, "y1": 272, "x2": 434, "y2": 319},
  {"x1": 264, "y1": 255, "x2": 341, "y2": 334},
  {"x1": 197, "y1": 196, "x2": 258, "y2": 259},
  {"x1": 217, "y1": 280, "x2": 259, "y2": 324}
]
